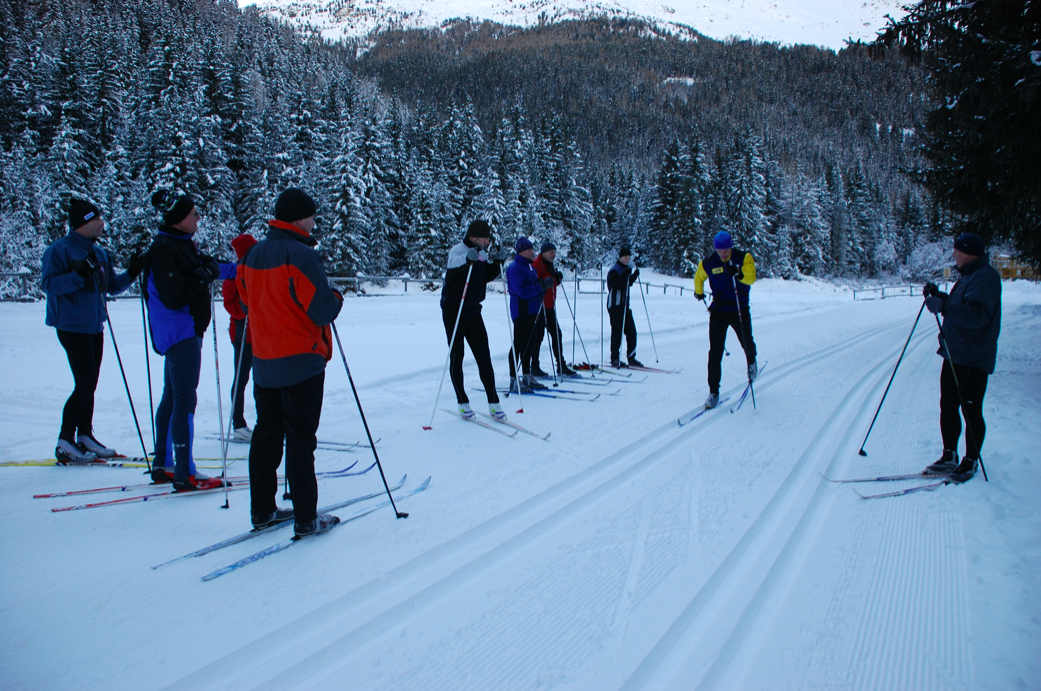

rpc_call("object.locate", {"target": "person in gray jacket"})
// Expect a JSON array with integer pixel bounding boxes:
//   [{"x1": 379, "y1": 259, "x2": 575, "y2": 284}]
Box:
[{"x1": 923, "y1": 233, "x2": 1001, "y2": 482}]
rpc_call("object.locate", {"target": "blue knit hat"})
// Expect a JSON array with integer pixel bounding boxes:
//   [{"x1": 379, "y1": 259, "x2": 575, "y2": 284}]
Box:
[
  {"x1": 540, "y1": 241, "x2": 556, "y2": 254},
  {"x1": 954, "y1": 233, "x2": 985, "y2": 256},
  {"x1": 515, "y1": 236, "x2": 534, "y2": 253},
  {"x1": 713, "y1": 231, "x2": 733, "y2": 250}
]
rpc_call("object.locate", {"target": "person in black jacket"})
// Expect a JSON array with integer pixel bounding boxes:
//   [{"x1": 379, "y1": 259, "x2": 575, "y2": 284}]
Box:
[
  {"x1": 141, "y1": 190, "x2": 235, "y2": 490},
  {"x1": 440, "y1": 220, "x2": 511, "y2": 421},
  {"x1": 606, "y1": 247, "x2": 641, "y2": 368},
  {"x1": 923, "y1": 233, "x2": 1002, "y2": 483}
]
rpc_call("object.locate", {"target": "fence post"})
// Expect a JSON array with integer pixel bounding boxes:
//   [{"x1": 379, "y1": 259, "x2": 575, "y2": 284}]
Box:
[{"x1": 404, "y1": 277, "x2": 408, "y2": 292}]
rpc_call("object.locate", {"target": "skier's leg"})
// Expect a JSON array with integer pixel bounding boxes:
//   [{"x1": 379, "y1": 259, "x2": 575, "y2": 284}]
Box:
[
  {"x1": 56, "y1": 330, "x2": 101, "y2": 443},
  {"x1": 250, "y1": 380, "x2": 285, "y2": 517},
  {"x1": 939, "y1": 360, "x2": 963, "y2": 453},
  {"x1": 231, "y1": 321, "x2": 252, "y2": 429},
  {"x1": 443, "y1": 307, "x2": 469, "y2": 404},
  {"x1": 465, "y1": 315, "x2": 500, "y2": 404},
  {"x1": 738, "y1": 305, "x2": 757, "y2": 364},
  {"x1": 959, "y1": 364, "x2": 989, "y2": 459},
  {"x1": 167, "y1": 337, "x2": 201, "y2": 483},
  {"x1": 707, "y1": 310, "x2": 728, "y2": 393},
  {"x1": 624, "y1": 307, "x2": 638, "y2": 362},
  {"x1": 608, "y1": 307, "x2": 623, "y2": 363},
  {"x1": 283, "y1": 372, "x2": 324, "y2": 525}
]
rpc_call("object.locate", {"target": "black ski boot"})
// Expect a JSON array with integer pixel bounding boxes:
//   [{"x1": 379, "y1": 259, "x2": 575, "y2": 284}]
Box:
[
  {"x1": 926, "y1": 449, "x2": 959, "y2": 474},
  {"x1": 949, "y1": 457, "x2": 978, "y2": 483},
  {"x1": 252, "y1": 507, "x2": 294, "y2": 530}
]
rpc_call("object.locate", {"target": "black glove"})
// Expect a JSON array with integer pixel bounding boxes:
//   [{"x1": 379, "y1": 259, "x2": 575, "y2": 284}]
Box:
[
  {"x1": 493, "y1": 248, "x2": 512, "y2": 263},
  {"x1": 465, "y1": 246, "x2": 481, "y2": 263},
  {"x1": 631, "y1": 268, "x2": 640, "y2": 281},
  {"x1": 540, "y1": 276, "x2": 555, "y2": 290},
  {"x1": 724, "y1": 263, "x2": 741, "y2": 278},
  {"x1": 926, "y1": 294, "x2": 947, "y2": 315},
  {"x1": 553, "y1": 270, "x2": 564, "y2": 283},
  {"x1": 922, "y1": 281, "x2": 948, "y2": 299},
  {"x1": 73, "y1": 253, "x2": 100, "y2": 279},
  {"x1": 695, "y1": 292, "x2": 706, "y2": 302},
  {"x1": 196, "y1": 255, "x2": 221, "y2": 282},
  {"x1": 126, "y1": 252, "x2": 146, "y2": 281}
]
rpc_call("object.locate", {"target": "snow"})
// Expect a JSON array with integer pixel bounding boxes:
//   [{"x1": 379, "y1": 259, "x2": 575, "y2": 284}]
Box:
[
  {"x1": 2, "y1": 275, "x2": 1040, "y2": 689},
  {"x1": 240, "y1": 0, "x2": 908, "y2": 52}
]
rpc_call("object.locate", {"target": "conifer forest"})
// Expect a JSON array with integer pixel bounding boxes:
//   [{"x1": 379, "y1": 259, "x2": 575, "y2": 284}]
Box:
[{"x1": 0, "y1": 0, "x2": 953, "y2": 297}]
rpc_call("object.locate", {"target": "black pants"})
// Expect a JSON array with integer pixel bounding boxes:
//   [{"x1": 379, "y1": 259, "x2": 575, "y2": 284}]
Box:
[
  {"x1": 442, "y1": 307, "x2": 499, "y2": 405},
  {"x1": 230, "y1": 319, "x2": 253, "y2": 429},
  {"x1": 940, "y1": 360, "x2": 988, "y2": 460},
  {"x1": 509, "y1": 313, "x2": 538, "y2": 378},
  {"x1": 707, "y1": 307, "x2": 757, "y2": 393},
  {"x1": 608, "y1": 306, "x2": 637, "y2": 363},
  {"x1": 250, "y1": 372, "x2": 325, "y2": 523},
  {"x1": 56, "y1": 329, "x2": 104, "y2": 442},
  {"x1": 532, "y1": 307, "x2": 565, "y2": 371}
]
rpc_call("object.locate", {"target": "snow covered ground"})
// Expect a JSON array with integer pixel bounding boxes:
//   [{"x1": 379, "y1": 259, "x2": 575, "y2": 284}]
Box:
[{"x1": 1, "y1": 273, "x2": 1039, "y2": 690}]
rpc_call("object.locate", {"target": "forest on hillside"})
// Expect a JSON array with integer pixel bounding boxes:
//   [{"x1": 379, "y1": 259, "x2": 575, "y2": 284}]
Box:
[{"x1": 0, "y1": 0, "x2": 949, "y2": 299}]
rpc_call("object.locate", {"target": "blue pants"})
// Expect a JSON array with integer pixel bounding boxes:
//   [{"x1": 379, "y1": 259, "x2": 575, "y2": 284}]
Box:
[{"x1": 154, "y1": 337, "x2": 201, "y2": 482}]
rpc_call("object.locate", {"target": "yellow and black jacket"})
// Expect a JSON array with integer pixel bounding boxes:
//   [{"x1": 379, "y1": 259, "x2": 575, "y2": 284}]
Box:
[{"x1": 694, "y1": 250, "x2": 756, "y2": 313}]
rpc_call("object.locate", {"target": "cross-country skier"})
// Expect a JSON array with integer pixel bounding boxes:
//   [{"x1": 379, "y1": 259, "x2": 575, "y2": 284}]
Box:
[
  {"x1": 41, "y1": 199, "x2": 144, "y2": 462},
  {"x1": 531, "y1": 241, "x2": 577, "y2": 377},
  {"x1": 508, "y1": 237, "x2": 554, "y2": 392},
  {"x1": 142, "y1": 191, "x2": 236, "y2": 490},
  {"x1": 222, "y1": 233, "x2": 258, "y2": 441},
  {"x1": 694, "y1": 231, "x2": 758, "y2": 409},
  {"x1": 922, "y1": 233, "x2": 1001, "y2": 483},
  {"x1": 440, "y1": 220, "x2": 510, "y2": 421},
  {"x1": 238, "y1": 188, "x2": 343, "y2": 536},
  {"x1": 606, "y1": 247, "x2": 642, "y2": 368}
]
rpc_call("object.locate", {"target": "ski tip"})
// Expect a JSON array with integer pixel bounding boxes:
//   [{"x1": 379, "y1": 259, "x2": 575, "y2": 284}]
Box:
[
  {"x1": 516, "y1": 409, "x2": 524, "y2": 414},
  {"x1": 858, "y1": 449, "x2": 867, "y2": 456},
  {"x1": 422, "y1": 426, "x2": 432, "y2": 430},
  {"x1": 396, "y1": 511, "x2": 409, "y2": 518}
]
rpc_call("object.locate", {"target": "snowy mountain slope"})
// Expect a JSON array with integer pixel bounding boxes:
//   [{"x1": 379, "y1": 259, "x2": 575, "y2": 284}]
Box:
[
  {"x1": 2, "y1": 278, "x2": 1039, "y2": 689},
  {"x1": 241, "y1": 0, "x2": 910, "y2": 51}
]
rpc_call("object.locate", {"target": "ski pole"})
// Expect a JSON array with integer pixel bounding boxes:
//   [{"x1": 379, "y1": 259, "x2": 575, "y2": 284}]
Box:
[
  {"x1": 140, "y1": 291, "x2": 156, "y2": 447},
  {"x1": 501, "y1": 271, "x2": 525, "y2": 412},
  {"x1": 731, "y1": 273, "x2": 756, "y2": 409},
  {"x1": 572, "y1": 271, "x2": 578, "y2": 365},
  {"x1": 858, "y1": 301, "x2": 925, "y2": 456},
  {"x1": 424, "y1": 263, "x2": 473, "y2": 430},
  {"x1": 331, "y1": 321, "x2": 409, "y2": 518},
  {"x1": 560, "y1": 278, "x2": 595, "y2": 375},
  {"x1": 636, "y1": 273, "x2": 659, "y2": 362},
  {"x1": 933, "y1": 313, "x2": 989, "y2": 482},
  {"x1": 599, "y1": 261, "x2": 605, "y2": 367},
  {"x1": 105, "y1": 309, "x2": 151, "y2": 472},
  {"x1": 225, "y1": 314, "x2": 249, "y2": 467},
  {"x1": 210, "y1": 292, "x2": 230, "y2": 508}
]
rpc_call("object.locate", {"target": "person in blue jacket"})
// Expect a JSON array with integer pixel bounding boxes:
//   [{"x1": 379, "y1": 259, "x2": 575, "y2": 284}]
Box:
[
  {"x1": 506, "y1": 237, "x2": 553, "y2": 393},
  {"x1": 41, "y1": 199, "x2": 144, "y2": 462},
  {"x1": 141, "y1": 190, "x2": 236, "y2": 491}
]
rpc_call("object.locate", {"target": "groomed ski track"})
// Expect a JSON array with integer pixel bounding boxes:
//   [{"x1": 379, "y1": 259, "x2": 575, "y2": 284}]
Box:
[{"x1": 2, "y1": 283, "x2": 1039, "y2": 690}]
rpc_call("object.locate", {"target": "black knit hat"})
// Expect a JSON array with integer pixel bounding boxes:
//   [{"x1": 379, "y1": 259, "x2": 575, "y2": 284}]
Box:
[
  {"x1": 275, "y1": 188, "x2": 317, "y2": 223},
  {"x1": 954, "y1": 233, "x2": 985, "y2": 257},
  {"x1": 151, "y1": 190, "x2": 195, "y2": 226},
  {"x1": 540, "y1": 241, "x2": 556, "y2": 254},
  {"x1": 618, "y1": 246, "x2": 632, "y2": 258},
  {"x1": 467, "y1": 219, "x2": 491, "y2": 239},
  {"x1": 69, "y1": 199, "x2": 101, "y2": 230}
]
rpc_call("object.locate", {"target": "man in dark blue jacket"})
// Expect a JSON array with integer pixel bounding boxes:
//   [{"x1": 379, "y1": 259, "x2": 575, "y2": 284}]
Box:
[
  {"x1": 507, "y1": 237, "x2": 552, "y2": 393},
  {"x1": 41, "y1": 199, "x2": 142, "y2": 462},
  {"x1": 606, "y1": 247, "x2": 641, "y2": 368},
  {"x1": 923, "y1": 233, "x2": 1002, "y2": 483}
]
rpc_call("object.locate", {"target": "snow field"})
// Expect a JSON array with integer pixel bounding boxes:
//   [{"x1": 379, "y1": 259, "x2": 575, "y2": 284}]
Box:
[{"x1": 1, "y1": 275, "x2": 1039, "y2": 689}]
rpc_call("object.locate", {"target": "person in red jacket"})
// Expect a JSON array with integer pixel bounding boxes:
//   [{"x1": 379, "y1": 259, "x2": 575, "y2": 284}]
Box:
[
  {"x1": 531, "y1": 242, "x2": 577, "y2": 377},
  {"x1": 238, "y1": 188, "x2": 343, "y2": 537},
  {"x1": 222, "y1": 233, "x2": 258, "y2": 441}
]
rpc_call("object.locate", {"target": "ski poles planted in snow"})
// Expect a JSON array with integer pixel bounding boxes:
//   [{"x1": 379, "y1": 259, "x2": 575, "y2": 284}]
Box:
[
  {"x1": 636, "y1": 273, "x2": 658, "y2": 363},
  {"x1": 140, "y1": 292, "x2": 156, "y2": 448},
  {"x1": 560, "y1": 279, "x2": 596, "y2": 376},
  {"x1": 105, "y1": 310, "x2": 151, "y2": 471},
  {"x1": 210, "y1": 293, "x2": 230, "y2": 508},
  {"x1": 858, "y1": 301, "x2": 926, "y2": 456},
  {"x1": 331, "y1": 321, "x2": 409, "y2": 518},
  {"x1": 732, "y1": 273, "x2": 755, "y2": 409},
  {"x1": 425, "y1": 263, "x2": 473, "y2": 429}
]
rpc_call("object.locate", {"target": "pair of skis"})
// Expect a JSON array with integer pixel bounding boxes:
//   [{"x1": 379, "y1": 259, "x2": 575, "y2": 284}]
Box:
[
  {"x1": 823, "y1": 471, "x2": 953, "y2": 499},
  {"x1": 2, "y1": 456, "x2": 244, "y2": 468},
  {"x1": 438, "y1": 407, "x2": 550, "y2": 440},
  {"x1": 677, "y1": 396, "x2": 733, "y2": 427},
  {"x1": 202, "y1": 435, "x2": 376, "y2": 453},
  {"x1": 730, "y1": 360, "x2": 768, "y2": 413}
]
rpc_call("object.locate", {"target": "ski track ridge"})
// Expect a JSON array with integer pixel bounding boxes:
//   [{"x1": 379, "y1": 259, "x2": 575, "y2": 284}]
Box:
[{"x1": 163, "y1": 318, "x2": 909, "y2": 690}]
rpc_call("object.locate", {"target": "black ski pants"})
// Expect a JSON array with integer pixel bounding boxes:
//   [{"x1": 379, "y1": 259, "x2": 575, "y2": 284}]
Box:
[
  {"x1": 441, "y1": 307, "x2": 499, "y2": 405},
  {"x1": 707, "y1": 307, "x2": 757, "y2": 394},
  {"x1": 509, "y1": 313, "x2": 538, "y2": 378},
  {"x1": 608, "y1": 306, "x2": 637, "y2": 363},
  {"x1": 532, "y1": 306, "x2": 566, "y2": 371},
  {"x1": 230, "y1": 318, "x2": 253, "y2": 429},
  {"x1": 940, "y1": 360, "x2": 988, "y2": 460},
  {"x1": 250, "y1": 371, "x2": 325, "y2": 523},
  {"x1": 56, "y1": 329, "x2": 104, "y2": 442}
]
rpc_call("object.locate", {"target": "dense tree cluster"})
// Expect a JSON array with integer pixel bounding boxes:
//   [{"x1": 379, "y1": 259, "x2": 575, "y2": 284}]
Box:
[{"x1": 0, "y1": 0, "x2": 955, "y2": 300}]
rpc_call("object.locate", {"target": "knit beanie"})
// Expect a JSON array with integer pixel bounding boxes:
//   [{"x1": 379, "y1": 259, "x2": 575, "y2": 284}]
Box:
[
  {"x1": 230, "y1": 233, "x2": 259, "y2": 260},
  {"x1": 713, "y1": 231, "x2": 733, "y2": 250},
  {"x1": 274, "y1": 188, "x2": 317, "y2": 223},
  {"x1": 151, "y1": 190, "x2": 195, "y2": 227},
  {"x1": 467, "y1": 220, "x2": 491, "y2": 239},
  {"x1": 69, "y1": 199, "x2": 101, "y2": 230},
  {"x1": 618, "y1": 246, "x2": 632, "y2": 259},
  {"x1": 515, "y1": 236, "x2": 534, "y2": 253},
  {"x1": 954, "y1": 233, "x2": 985, "y2": 257},
  {"x1": 540, "y1": 241, "x2": 557, "y2": 254}
]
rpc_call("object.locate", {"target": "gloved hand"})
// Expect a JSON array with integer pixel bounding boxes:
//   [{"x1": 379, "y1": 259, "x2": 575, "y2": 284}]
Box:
[
  {"x1": 73, "y1": 253, "x2": 100, "y2": 279},
  {"x1": 126, "y1": 252, "x2": 146, "y2": 281},
  {"x1": 553, "y1": 270, "x2": 564, "y2": 283},
  {"x1": 724, "y1": 263, "x2": 741, "y2": 278},
  {"x1": 540, "y1": 276, "x2": 555, "y2": 290},
  {"x1": 695, "y1": 292, "x2": 706, "y2": 302},
  {"x1": 923, "y1": 281, "x2": 939, "y2": 297},
  {"x1": 926, "y1": 294, "x2": 947, "y2": 315},
  {"x1": 465, "y1": 246, "x2": 481, "y2": 263},
  {"x1": 493, "y1": 248, "x2": 512, "y2": 263},
  {"x1": 631, "y1": 267, "x2": 640, "y2": 281},
  {"x1": 196, "y1": 255, "x2": 221, "y2": 282}
]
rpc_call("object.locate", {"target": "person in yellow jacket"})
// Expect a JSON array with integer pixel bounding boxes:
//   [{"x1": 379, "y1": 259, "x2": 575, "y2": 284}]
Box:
[{"x1": 694, "y1": 231, "x2": 758, "y2": 409}]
